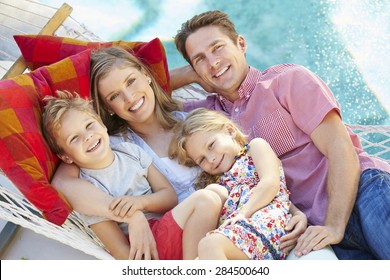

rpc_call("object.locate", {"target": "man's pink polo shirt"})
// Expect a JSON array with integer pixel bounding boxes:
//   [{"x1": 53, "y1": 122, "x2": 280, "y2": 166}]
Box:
[{"x1": 184, "y1": 64, "x2": 390, "y2": 226}]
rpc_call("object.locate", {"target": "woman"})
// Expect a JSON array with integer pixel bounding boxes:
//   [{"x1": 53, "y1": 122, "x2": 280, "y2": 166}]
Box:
[
  {"x1": 90, "y1": 47, "x2": 199, "y2": 204},
  {"x1": 53, "y1": 46, "x2": 202, "y2": 259},
  {"x1": 52, "y1": 46, "x2": 305, "y2": 259}
]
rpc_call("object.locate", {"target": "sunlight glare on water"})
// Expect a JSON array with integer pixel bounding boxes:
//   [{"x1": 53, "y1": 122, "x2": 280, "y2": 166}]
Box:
[
  {"x1": 42, "y1": 0, "x2": 389, "y2": 125},
  {"x1": 330, "y1": 0, "x2": 390, "y2": 123}
]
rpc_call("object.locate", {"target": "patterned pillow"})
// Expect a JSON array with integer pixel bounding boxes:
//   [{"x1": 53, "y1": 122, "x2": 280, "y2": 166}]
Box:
[
  {"x1": 1, "y1": 35, "x2": 172, "y2": 225},
  {"x1": 13, "y1": 35, "x2": 171, "y2": 94},
  {"x1": 0, "y1": 49, "x2": 91, "y2": 225}
]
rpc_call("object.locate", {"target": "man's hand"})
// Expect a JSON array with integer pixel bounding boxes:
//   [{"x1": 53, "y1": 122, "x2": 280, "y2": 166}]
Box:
[
  {"x1": 293, "y1": 225, "x2": 344, "y2": 257},
  {"x1": 280, "y1": 209, "x2": 307, "y2": 255},
  {"x1": 170, "y1": 65, "x2": 215, "y2": 93}
]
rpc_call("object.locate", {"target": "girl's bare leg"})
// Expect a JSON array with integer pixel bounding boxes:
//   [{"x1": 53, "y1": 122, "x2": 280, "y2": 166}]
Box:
[
  {"x1": 198, "y1": 233, "x2": 248, "y2": 260},
  {"x1": 171, "y1": 189, "x2": 222, "y2": 259}
]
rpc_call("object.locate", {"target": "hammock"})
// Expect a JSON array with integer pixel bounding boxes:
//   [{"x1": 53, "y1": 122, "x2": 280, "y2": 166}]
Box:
[
  {"x1": 0, "y1": 173, "x2": 112, "y2": 259},
  {"x1": 0, "y1": 0, "x2": 112, "y2": 260},
  {"x1": 0, "y1": 1, "x2": 389, "y2": 261}
]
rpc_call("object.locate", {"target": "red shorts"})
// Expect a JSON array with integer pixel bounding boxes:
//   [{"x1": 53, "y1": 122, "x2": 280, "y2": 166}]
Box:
[{"x1": 149, "y1": 210, "x2": 183, "y2": 260}]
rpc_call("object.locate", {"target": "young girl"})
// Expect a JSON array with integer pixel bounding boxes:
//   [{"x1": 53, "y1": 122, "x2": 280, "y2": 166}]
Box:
[{"x1": 170, "y1": 108, "x2": 297, "y2": 260}]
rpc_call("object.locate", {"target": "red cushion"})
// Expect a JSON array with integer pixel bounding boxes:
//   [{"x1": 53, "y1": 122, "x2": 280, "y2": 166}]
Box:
[
  {"x1": 14, "y1": 35, "x2": 171, "y2": 94},
  {"x1": 1, "y1": 35, "x2": 172, "y2": 225},
  {"x1": 0, "y1": 50, "x2": 91, "y2": 225}
]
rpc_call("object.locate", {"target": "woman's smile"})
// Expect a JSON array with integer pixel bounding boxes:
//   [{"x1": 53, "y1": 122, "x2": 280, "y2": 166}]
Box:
[{"x1": 129, "y1": 97, "x2": 145, "y2": 112}]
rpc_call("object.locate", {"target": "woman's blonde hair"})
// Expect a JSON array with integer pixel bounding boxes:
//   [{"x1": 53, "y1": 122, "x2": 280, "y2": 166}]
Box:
[
  {"x1": 42, "y1": 90, "x2": 103, "y2": 155},
  {"x1": 90, "y1": 46, "x2": 183, "y2": 135},
  {"x1": 169, "y1": 108, "x2": 246, "y2": 188}
]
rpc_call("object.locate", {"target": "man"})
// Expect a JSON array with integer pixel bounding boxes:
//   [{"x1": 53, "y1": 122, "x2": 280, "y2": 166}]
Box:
[{"x1": 171, "y1": 10, "x2": 390, "y2": 259}]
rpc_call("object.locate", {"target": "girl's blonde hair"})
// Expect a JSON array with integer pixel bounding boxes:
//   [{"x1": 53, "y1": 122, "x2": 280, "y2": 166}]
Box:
[
  {"x1": 169, "y1": 108, "x2": 246, "y2": 188},
  {"x1": 42, "y1": 90, "x2": 103, "y2": 155},
  {"x1": 90, "y1": 46, "x2": 183, "y2": 135}
]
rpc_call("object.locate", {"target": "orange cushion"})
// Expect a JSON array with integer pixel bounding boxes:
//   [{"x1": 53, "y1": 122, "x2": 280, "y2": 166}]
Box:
[
  {"x1": 13, "y1": 35, "x2": 172, "y2": 94},
  {"x1": 0, "y1": 49, "x2": 91, "y2": 225}
]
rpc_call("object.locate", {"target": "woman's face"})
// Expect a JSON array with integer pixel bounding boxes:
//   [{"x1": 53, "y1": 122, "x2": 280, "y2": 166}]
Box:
[{"x1": 98, "y1": 66, "x2": 156, "y2": 127}]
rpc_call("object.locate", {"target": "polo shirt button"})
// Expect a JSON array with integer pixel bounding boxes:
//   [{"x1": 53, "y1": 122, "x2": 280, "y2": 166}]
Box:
[{"x1": 234, "y1": 108, "x2": 239, "y2": 112}]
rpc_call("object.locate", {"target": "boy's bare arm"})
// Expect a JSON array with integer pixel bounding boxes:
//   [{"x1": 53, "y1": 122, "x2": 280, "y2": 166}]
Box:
[{"x1": 110, "y1": 164, "x2": 178, "y2": 218}]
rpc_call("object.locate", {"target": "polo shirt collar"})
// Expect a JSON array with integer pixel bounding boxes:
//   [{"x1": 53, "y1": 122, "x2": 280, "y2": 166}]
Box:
[{"x1": 217, "y1": 66, "x2": 262, "y2": 111}]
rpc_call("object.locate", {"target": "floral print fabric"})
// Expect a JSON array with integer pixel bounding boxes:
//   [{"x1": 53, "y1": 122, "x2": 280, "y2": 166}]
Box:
[{"x1": 211, "y1": 144, "x2": 291, "y2": 259}]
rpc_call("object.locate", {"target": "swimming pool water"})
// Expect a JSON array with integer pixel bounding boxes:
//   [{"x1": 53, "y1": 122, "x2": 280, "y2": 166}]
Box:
[{"x1": 44, "y1": 0, "x2": 390, "y2": 125}]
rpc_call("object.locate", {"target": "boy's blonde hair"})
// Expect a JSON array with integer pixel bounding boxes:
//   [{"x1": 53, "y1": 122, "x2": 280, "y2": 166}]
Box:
[
  {"x1": 169, "y1": 108, "x2": 246, "y2": 188},
  {"x1": 42, "y1": 90, "x2": 104, "y2": 155}
]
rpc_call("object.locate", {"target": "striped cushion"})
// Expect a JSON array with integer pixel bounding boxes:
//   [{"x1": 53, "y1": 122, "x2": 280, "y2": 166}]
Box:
[
  {"x1": 0, "y1": 49, "x2": 91, "y2": 225},
  {"x1": 14, "y1": 35, "x2": 171, "y2": 94}
]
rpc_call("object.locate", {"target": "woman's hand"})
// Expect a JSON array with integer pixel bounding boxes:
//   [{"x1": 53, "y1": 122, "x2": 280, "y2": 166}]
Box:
[
  {"x1": 125, "y1": 211, "x2": 158, "y2": 260},
  {"x1": 110, "y1": 195, "x2": 145, "y2": 218},
  {"x1": 280, "y1": 207, "x2": 307, "y2": 255}
]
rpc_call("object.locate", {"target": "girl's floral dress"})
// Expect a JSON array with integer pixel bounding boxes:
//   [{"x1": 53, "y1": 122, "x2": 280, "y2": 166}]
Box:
[{"x1": 210, "y1": 144, "x2": 291, "y2": 260}]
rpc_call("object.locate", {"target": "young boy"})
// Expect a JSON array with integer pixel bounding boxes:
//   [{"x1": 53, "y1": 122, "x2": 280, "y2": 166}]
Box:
[{"x1": 42, "y1": 90, "x2": 221, "y2": 260}]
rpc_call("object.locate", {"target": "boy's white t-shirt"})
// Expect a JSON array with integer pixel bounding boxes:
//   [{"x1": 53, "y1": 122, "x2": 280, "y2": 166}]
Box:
[{"x1": 79, "y1": 142, "x2": 161, "y2": 235}]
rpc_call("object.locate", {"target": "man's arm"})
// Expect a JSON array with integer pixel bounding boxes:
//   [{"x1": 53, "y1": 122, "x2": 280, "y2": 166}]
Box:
[
  {"x1": 294, "y1": 110, "x2": 360, "y2": 256},
  {"x1": 170, "y1": 65, "x2": 214, "y2": 92}
]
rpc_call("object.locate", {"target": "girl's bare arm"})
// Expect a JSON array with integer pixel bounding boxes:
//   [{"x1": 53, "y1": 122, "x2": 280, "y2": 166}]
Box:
[{"x1": 238, "y1": 138, "x2": 281, "y2": 217}]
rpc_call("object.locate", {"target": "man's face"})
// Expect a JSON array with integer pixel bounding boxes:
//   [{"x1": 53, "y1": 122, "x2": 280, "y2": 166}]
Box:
[{"x1": 185, "y1": 25, "x2": 249, "y2": 100}]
